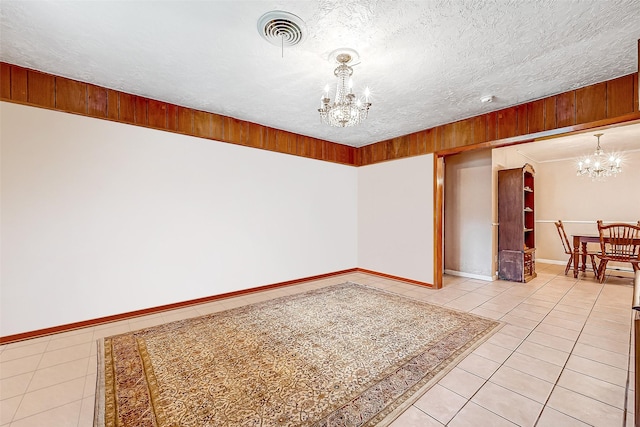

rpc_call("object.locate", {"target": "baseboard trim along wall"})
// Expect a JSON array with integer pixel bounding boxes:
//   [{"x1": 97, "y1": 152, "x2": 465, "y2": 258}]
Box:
[
  {"x1": 535, "y1": 259, "x2": 566, "y2": 266},
  {"x1": 356, "y1": 268, "x2": 433, "y2": 288},
  {"x1": 535, "y1": 258, "x2": 635, "y2": 273},
  {"x1": 1, "y1": 269, "x2": 360, "y2": 345},
  {"x1": 0, "y1": 268, "x2": 432, "y2": 345},
  {"x1": 443, "y1": 269, "x2": 495, "y2": 282}
]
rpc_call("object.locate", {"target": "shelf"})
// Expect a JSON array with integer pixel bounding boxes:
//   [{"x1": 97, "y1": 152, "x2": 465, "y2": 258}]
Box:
[{"x1": 498, "y1": 163, "x2": 536, "y2": 283}]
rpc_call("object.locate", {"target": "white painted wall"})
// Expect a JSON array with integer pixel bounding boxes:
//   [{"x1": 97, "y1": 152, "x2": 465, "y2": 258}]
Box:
[
  {"x1": 534, "y1": 151, "x2": 640, "y2": 263},
  {"x1": 357, "y1": 155, "x2": 434, "y2": 284},
  {"x1": 1, "y1": 102, "x2": 357, "y2": 336},
  {"x1": 444, "y1": 150, "x2": 493, "y2": 279}
]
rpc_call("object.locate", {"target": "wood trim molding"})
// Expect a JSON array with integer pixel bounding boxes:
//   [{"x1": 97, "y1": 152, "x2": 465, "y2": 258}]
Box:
[
  {"x1": 2, "y1": 62, "x2": 638, "y2": 168},
  {"x1": 355, "y1": 268, "x2": 433, "y2": 288},
  {"x1": 358, "y1": 72, "x2": 639, "y2": 166},
  {"x1": 433, "y1": 156, "x2": 445, "y2": 290},
  {"x1": 3, "y1": 62, "x2": 638, "y2": 169},
  {"x1": 0, "y1": 268, "x2": 358, "y2": 345},
  {"x1": 0, "y1": 267, "x2": 434, "y2": 344},
  {"x1": 434, "y1": 111, "x2": 640, "y2": 158},
  {"x1": 0, "y1": 62, "x2": 356, "y2": 166}
]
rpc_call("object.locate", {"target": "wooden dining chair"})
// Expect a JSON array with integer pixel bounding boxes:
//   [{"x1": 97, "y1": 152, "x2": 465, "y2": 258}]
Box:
[
  {"x1": 555, "y1": 220, "x2": 597, "y2": 276},
  {"x1": 596, "y1": 220, "x2": 640, "y2": 283}
]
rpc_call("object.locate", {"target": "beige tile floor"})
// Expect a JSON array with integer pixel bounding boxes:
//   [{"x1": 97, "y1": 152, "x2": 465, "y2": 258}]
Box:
[{"x1": 0, "y1": 263, "x2": 635, "y2": 426}]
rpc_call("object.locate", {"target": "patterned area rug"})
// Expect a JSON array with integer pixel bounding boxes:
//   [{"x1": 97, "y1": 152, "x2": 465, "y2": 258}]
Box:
[{"x1": 95, "y1": 282, "x2": 501, "y2": 427}]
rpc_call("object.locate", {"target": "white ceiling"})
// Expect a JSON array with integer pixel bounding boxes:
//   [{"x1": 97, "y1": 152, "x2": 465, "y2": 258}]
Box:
[
  {"x1": 1, "y1": 1, "x2": 639, "y2": 147},
  {"x1": 512, "y1": 122, "x2": 640, "y2": 163}
]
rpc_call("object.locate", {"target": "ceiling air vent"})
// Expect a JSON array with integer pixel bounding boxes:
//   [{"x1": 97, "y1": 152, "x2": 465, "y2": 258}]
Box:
[{"x1": 257, "y1": 11, "x2": 306, "y2": 47}]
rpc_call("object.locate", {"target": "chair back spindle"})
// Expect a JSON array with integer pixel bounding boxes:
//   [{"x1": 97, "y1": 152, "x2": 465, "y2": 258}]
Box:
[
  {"x1": 597, "y1": 221, "x2": 640, "y2": 262},
  {"x1": 555, "y1": 220, "x2": 598, "y2": 276},
  {"x1": 596, "y1": 220, "x2": 640, "y2": 282},
  {"x1": 555, "y1": 220, "x2": 572, "y2": 255}
]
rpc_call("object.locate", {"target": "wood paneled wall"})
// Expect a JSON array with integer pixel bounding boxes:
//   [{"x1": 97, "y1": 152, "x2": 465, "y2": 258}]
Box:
[
  {"x1": 2, "y1": 62, "x2": 638, "y2": 168},
  {"x1": 0, "y1": 63, "x2": 356, "y2": 166},
  {"x1": 357, "y1": 73, "x2": 639, "y2": 165}
]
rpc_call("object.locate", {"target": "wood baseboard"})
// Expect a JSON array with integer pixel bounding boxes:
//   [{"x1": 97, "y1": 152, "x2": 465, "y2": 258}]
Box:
[
  {"x1": 0, "y1": 268, "x2": 433, "y2": 344},
  {"x1": 0, "y1": 268, "x2": 358, "y2": 345},
  {"x1": 356, "y1": 268, "x2": 433, "y2": 287}
]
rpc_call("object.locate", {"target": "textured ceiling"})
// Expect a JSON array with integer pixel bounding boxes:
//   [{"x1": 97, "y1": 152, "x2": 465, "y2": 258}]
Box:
[
  {"x1": 1, "y1": 1, "x2": 639, "y2": 147},
  {"x1": 511, "y1": 123, "x2": 640, "y2": 163}
]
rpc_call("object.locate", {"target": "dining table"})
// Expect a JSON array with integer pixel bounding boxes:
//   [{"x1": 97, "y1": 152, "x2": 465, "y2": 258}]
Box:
[
  {"x1": 572, "y1": 234, "x2": 600, "y2": 278},
  {"x1": 572, "y1": 233, "x2": 640, "y2": 278}
]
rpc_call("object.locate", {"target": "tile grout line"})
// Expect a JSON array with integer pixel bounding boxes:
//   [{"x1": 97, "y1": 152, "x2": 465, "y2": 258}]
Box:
[
  {"x1": 408, "y1": 352, "x2": 514, "y2": 426},
  {"x1": 529, "y1": 276, "x2": 623, "y2": 426},
  {"x1": 415, "y1": 274, "x2": 559, "y2": 425},
  {"x1": 622, "y1": 304, "x2": 635, "y2": 427},
  {"x1": 406, "y1": 406, "x2": 445, "y2": 426},
  {"x1": 504, "y1": 276, "x2": 604, "y2": 425},
  {"x1": 441, "y1": 273, "x2": 603, "y2": 426},
  {"x1": 78, "y1": 348, "x2": 97, "y2": 427},
  {"x1": 7, "y1": 344, "x2": 47, "y2": 425},
  {"x1": 8, "y1": 396, "x2": 86, "y2": 426},
  {"x1": 449, "y1": 276, "x2": 563, "y2": 425}
]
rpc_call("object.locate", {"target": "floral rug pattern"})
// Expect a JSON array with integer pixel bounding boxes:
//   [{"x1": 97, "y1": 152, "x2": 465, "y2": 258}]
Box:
[{"x1": 95, "y1": 282, "x2": 500, "y2": 427}]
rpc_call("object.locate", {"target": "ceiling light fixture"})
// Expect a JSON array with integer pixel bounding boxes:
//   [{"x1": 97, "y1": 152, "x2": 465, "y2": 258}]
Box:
[
  {"x1": 576, "y1": 133, "x2": 622, "y2": 181},
  {"x1": 318, "y1": 50, "x2": 371, "y2": 128}
]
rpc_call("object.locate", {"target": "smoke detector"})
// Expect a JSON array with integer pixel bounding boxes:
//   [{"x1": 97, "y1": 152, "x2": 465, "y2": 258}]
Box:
[{"x1": 257, "y1": 11, "x2": 306, "y2": 47}]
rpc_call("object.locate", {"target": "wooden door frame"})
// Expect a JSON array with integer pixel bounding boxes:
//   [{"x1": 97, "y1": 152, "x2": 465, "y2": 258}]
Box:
[
  {"x1": 432, "y1": 112, "x2": 640, "y2": 290},
  {"x1": 433, "y1": 155, "x2": 445, "y2": 289}
]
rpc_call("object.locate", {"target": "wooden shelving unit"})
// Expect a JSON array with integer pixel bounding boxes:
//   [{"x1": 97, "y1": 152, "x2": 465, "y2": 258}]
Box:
[{"x1": 498, "y1": 163, "x2": 536, "y2": 282}]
